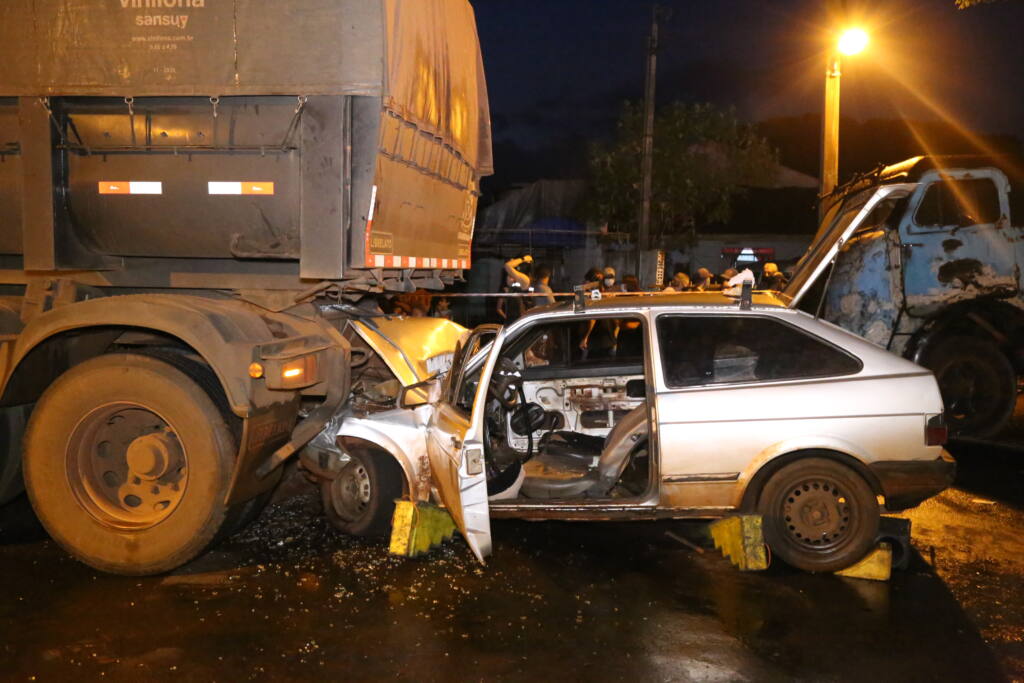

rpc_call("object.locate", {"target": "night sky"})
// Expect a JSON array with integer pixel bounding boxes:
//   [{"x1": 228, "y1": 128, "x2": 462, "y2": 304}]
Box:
[{"x1": 472, "y1": 0, "x2": 1024, "y2": 183}]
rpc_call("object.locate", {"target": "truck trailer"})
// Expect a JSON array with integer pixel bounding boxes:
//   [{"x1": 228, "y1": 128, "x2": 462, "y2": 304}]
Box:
[{"x1": 0, "y1": 0, "x2": 492, "y2": 574}]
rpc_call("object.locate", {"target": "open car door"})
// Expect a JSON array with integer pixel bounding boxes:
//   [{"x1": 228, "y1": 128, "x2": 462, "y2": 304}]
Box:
[
  {"x1": 784, "y1": 183, "x2": 915, "y2": 309},
  {"x1": 425, "y1": 324, "x2": 504, "y2": 562}
]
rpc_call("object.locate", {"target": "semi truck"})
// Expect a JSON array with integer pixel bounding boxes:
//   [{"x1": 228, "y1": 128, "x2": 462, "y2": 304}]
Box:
[
  {"x1": 790, "y1": 155, "x2": 1024, "y2": 439},
  {"x1": 0, "y1": 0, "x2": 491, "y2": 575}
]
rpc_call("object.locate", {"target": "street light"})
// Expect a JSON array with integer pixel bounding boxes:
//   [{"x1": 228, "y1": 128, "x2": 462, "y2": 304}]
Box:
[
  {"x1": 838, "y1": 28, "x2": 869, "y2": 57},
  {"x1": 820, "y1": 27, "x2": 869, "y2": 219}
]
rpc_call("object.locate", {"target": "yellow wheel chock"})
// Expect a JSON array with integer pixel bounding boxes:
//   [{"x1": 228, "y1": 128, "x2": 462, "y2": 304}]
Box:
[
  {"x1": 709, "y1": 515, "x2": 770, "y2": 571},
  {"x1": 388, "y1": 500, "x2": 457, "y2": 558},
  {"x1": 708, "y1": 514, "x2": 895, "y2": 580}
]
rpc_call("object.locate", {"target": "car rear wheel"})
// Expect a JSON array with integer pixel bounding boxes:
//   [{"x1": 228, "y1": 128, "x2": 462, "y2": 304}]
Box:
[
  {"x1": 919, "y1": 335, "x2": 1015, "y2": 438},
  {"x1": 321, "y1": 450, "x2": 404, "y2": 537},
  {"x1": 757, "y1": 457, "x2": 879, "y2": 572},
  {"x1": 23, "y1": 354, "x2": 237, "y2": 575}
]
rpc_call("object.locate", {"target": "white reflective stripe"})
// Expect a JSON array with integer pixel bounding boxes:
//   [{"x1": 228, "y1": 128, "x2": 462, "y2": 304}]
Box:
[
  {"x1": 374, "y1": 254, "x2": 385, "y2": 267},
  {"x1": 441, "y1": 258, "x2": 449, "y2": 268},
  {"x1": 208, "y1": 181, "x2": 242, "y2": 195},
  {"x1": 367, "y1": 184, "x2": 378, "y2": 222},
  {"x1": 128, "y1": 181, "x2": 162, "y2": 195},
  {"x1": 408, "y1": 256, "x2": 417, "y2": 267}
]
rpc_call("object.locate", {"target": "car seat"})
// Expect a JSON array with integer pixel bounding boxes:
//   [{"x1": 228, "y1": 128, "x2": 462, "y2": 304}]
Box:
[{"x1": 520, "y1": 405, "x2": 648, "y2": 499}]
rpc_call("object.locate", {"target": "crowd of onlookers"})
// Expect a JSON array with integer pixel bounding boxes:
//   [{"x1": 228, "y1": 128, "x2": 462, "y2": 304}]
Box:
[{"x1": 381, "y1": 256, "x2": 790, "y2": 324}]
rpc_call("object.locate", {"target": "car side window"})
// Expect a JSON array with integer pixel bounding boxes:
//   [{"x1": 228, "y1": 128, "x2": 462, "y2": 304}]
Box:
[
  {"x1": 447, "y1": 331, "x2": 496, "y2": 413},
  {"x1": 507, "y1": 317, "x2": 645, "y2": 373},
  {"x1": 914, "y1": 177, "x2": 1001, "y2": 229},
  {"x1": 657, "y1": 315, "x2": 861, "y2": 389}
]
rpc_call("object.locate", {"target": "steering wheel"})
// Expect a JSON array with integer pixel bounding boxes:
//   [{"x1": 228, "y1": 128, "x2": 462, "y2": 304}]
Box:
[{"x1": 488, "y1": 357, "x2": 522, "y2": 410}]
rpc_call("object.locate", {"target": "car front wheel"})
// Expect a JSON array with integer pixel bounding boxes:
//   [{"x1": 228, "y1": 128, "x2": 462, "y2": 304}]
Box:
[
  {"x1": 757, "y1": 457, "x2": 879, "y2": 572},
  {"x1": 320, "y1": 450, "x2": 404, "y2": 536}
]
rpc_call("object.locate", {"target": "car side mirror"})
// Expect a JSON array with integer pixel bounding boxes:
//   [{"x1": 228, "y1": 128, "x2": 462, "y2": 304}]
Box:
[{"x1": 399, "y1": 377, "x2": 442, "y2": 409}]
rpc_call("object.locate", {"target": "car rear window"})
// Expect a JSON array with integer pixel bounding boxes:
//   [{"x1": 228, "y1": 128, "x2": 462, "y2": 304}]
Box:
[{"x1": 656, "y1": 315, "x2": 862, "y2": 388}]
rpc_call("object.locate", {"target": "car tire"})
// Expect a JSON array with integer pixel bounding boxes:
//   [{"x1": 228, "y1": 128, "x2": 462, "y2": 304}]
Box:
[
  {"x1": 23, "y1": 354, "x2": 237, "y2": 576},
  {"x1": 321, "y1": 450, "x2": 404, "y2": 537},
  {"x1": 919, "y1": 335, "x2": 1016, "y2": 438},
  {"x1": 757, "y1": 457, "x2": 879, "y2": 573}
]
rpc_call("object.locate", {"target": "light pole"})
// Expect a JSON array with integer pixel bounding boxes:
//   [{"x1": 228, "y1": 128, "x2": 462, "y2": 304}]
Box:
[{"x1": 819, "y1": 27, "x2": 868, "y2": 220}]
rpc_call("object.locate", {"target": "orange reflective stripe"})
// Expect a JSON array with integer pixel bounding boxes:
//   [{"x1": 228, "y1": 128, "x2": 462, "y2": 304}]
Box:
[
  {"x1": 241, "y1": 182, "x2": 274, "y2": 195},
  {"x1": 98, "y1": 182, "x2": 130, "y2": 194}
]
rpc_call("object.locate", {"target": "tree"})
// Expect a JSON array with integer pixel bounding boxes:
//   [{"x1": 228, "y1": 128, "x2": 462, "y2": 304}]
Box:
[
  {"x1": 955, "y1": 0, "x2": 1011, "y2": 6},
  {"x1": 583, "y1": 102, "x2": 777, "y2": 243}
]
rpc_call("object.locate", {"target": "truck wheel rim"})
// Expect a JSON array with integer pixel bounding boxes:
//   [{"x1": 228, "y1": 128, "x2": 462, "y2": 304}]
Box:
[
  {"x1": 937, "y1": 359, "x2": 999, "y2": 429},
  {"x1": 66, "y1": 402, "x2": 189, "y2": 530},
  {"x1": 330, "y1": 462, "x2": 372, "y2": 522},
  {"x1": 780, "y1": 477, "x2": 852, "y2": 551}
]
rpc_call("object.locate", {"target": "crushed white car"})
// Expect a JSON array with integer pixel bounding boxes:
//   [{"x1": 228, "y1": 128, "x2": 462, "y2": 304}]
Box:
[{"x1": 305, "y1": 288, "x2": 954, "y2": 572}]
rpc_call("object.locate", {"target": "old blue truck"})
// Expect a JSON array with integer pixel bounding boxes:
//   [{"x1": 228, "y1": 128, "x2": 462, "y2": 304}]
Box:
[{"x1": 784, "y1": 155, "x2": 1024, "y2": 438}]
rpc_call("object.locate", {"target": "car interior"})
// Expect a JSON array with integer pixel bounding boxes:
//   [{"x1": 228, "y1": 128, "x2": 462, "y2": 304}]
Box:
[{"x1": 476, "y1": 315, "x2": 652, "y2": 502}]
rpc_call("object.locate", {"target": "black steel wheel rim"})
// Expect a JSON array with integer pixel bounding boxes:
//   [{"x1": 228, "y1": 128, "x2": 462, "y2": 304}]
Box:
[{"x1": 779, "y1": 476, "x2": 855, "y2": 552}]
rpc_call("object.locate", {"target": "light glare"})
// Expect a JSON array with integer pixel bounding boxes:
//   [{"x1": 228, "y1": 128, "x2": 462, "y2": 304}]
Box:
[{"x1": 838, "y1": 28, "x2": 869, "y2": 56}]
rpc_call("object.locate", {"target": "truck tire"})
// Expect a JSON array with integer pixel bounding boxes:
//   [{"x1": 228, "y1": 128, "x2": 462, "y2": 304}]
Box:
[
  {"x1": 320, "y1": 450, "x2": 404, "y2": 537},
  {"x1": 757, "y1": 457, "x2": 879, "y2": 573},
  {"x1": 23, "y1": 354, "x2": 236, "y2": 575},
  {"x1": 0, "y1": 405, "x2": 29, "y2": 505},
  {"x1": 920, "y1": 336, "x2": 1016, "y2": 438}
]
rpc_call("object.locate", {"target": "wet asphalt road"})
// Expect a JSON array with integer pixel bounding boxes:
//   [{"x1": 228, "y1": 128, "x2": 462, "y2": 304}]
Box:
[{"x1": 1, "y1": 443, "x2": 1022, "y2": 682}]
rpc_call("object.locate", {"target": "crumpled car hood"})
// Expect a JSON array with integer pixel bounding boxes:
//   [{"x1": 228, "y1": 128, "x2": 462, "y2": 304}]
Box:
[{"x1": 349, "y1": 316, "x2": 467, "y2": 387}]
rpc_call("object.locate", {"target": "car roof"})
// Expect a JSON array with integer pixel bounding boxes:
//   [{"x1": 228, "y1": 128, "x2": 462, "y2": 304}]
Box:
[{"x1": 524, "y1": 290, "x2": 792, "y2": 319}]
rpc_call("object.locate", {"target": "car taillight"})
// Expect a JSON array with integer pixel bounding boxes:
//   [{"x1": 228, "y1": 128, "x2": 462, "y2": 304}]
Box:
[{"x1": 926, "y1": 414, "x2": 947, "y2": 446}]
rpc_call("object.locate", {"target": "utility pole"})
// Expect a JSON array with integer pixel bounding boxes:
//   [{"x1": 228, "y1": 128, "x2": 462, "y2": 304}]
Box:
[{"x1": 637, "y1": 4, "x2": 661, "y2": 281}]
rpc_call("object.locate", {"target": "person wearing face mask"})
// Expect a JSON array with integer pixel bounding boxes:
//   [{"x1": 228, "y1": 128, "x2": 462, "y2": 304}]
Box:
[{"x1": 602, "y1": 266, "x2": 623, "y2": 293}]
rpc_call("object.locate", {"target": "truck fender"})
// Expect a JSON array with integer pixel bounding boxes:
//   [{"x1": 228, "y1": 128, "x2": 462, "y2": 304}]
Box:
[
  {"x1": 2, "y1": 293, "x2": 287, "y2": 416},
  {"x1": 906, "y1": 299, "x2": 1024, "y2": 367},
  {"x1": 1, "y1": 293, "x2": 351, "y2": 505}
]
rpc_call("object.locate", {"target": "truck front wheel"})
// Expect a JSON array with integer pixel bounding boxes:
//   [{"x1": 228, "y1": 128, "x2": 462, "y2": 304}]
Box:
[
  {"x1": 920, "y1": 336, "x2": 1016, "y2": 438},
  {"x1": 23, "y1": 354, "x2": 236, "y2": 575}
]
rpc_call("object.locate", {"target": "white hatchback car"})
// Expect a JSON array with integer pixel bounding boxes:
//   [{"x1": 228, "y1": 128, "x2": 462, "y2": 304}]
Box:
[{"x1": 311, "y1": 290, "x2": 954, "y2": 573}]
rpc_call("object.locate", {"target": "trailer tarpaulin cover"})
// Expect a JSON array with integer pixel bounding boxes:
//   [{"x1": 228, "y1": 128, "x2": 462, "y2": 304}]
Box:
[
  {"x1": 0, "y1": 0, "x2": 384, "y2": 97},
  {"x1": 383, "y1": 0, "x2": 492, "y2": 175}
]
